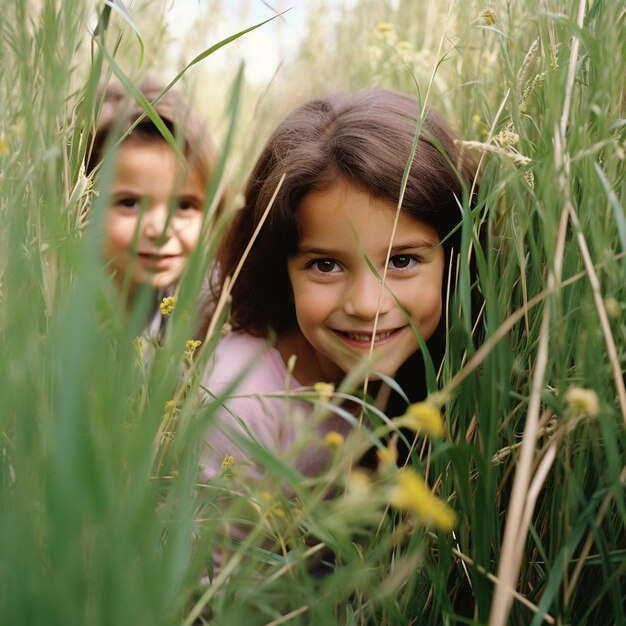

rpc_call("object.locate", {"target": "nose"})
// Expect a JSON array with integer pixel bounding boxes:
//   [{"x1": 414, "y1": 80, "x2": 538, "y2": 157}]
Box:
[
  {"x1": 141, "y1": 205, "x2": 171, "y2": 245},
  {"x1": 343, "y1": 271, "x2": 393, "y2": 320}
]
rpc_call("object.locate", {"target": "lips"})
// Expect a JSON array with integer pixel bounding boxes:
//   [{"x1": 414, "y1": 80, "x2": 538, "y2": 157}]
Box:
[
  {"x1": 345, "y1": 330, "x2": 394, "y2": 342},
  {"x1": 136, "y1": 252, "x2": 179, "y2": 268},
  {"x1": 332, "y1": 327, "x2": 404, "y2": 347}
]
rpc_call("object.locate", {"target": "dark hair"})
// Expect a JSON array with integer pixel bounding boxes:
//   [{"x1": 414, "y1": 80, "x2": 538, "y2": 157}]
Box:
[
  {"x1": 213, "y1": 89, "x2": 478, "y2": 343},
  {"x1": 87, "y1": 75, "x2": 225, "y2": 212}
]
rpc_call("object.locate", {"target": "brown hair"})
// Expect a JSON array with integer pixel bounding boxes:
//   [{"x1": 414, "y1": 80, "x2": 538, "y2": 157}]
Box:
[
  {"x1": 87, "y1": 75, "x2": 225, "y2": 213},
  {"x1": 214, "y1": 89, "x2": 478, "y2": 341}
]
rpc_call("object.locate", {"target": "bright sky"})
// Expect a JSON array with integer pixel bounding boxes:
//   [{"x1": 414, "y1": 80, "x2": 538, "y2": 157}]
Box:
[{"x1": 165, "y1": 1, "x2": 311, "y2": 85}]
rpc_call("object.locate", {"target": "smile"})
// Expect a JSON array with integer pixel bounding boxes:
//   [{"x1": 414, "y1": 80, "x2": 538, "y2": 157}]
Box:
[
  {"x1": 137, "y1": 253, "x2": 179, "y2": 267},
  {"x1": 333, "y1": 327, "x2": 404, "y2": 346}
]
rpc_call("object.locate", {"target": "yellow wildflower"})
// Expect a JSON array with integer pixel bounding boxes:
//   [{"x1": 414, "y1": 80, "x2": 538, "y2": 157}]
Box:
[
  {"x1": 313, "y1": 381, "x2": 335, "y2": 403},
  {"x1": 376, "y1": 437, "x2": 398, "y2": 472},
  {"x1": 259, "y1": 491, "x2": 273, "y2": 503},
  {"x1": 389, "y1": 468, "x2": 456, "y2": 531},
  {"x1": 221, "y1": 454, "x2": 234, "y2": 469},
  {"x1": 397, "y1": 40, "x2": 412, "y2": 49},
  {"x1": 345, "y1": 470, "x2": 372, "y2": 499},
  {"x1": 376, "y1": 22, "x2": 394, "y2": 33},
  {"x1": 396, "y1": 401, "x2": 444, "y2": 437},
  {"x1": 160, "y1": 296, "x2": 176, "y2": 316},
  {"x1": 565, "y1": 387, "x2": 599, "y2": 417},
  {"x1": 475, "y1": 7, "x2": 496, "y2": 26},
  {"x1": 324, "y1": 431, "x2": 344, "y2": 448},
  {"x1": 186, "y1": 339, "x2": 201, "y2": 352},
  {"x1": 183, "y1": 339, "x2": 202, "y2": 362},
  {"x1": 164, "y1": 399, "x2": 177, "y2": 414}
]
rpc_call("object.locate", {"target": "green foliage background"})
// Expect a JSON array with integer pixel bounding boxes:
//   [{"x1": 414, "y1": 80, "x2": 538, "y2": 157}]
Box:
[{"x1": 1, "y1": 0, "x2": 625, "y2": 624}]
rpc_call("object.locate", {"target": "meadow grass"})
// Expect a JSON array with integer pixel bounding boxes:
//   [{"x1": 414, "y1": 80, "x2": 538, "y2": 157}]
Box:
[{"x1": 1, "y1": 0, "x2": 625, "y2": 624}]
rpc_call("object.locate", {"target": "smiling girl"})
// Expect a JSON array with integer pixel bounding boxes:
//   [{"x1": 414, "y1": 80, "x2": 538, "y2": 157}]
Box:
[
  {"x1": 88, "y1": 76, "x2": 224, "y2": 336},
  {"x1": 199, "y1": 89, "x2": 478, "y2": 480}
]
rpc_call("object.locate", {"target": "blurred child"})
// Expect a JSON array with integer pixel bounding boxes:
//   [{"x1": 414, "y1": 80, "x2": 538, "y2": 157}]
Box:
[
  {"x1": 199, "y1": 89, "x2": 478, "y2": 480},
  {"x1": 88, "y1": 76, "x2": 225, "y2": 337}
]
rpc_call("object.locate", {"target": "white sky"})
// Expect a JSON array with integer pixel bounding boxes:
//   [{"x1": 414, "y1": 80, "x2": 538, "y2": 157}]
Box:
[{"x1": 164, "y1": 1, "x2": 311, "y2": 84}]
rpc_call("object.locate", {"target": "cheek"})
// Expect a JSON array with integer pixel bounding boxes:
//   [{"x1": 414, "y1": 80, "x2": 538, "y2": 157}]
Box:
[
  {"x1": 292, "y1": 285, "x2": 331, "y2": 326},
  {"x1": 103, "y1": 214, "x2": 136, "y2": 251},
  {"x1": 177, "y1": 217, "x2": 203, "y2": 251},
  {"x1": 412, "y1": 280, "x2": 444, "y2": 334}
]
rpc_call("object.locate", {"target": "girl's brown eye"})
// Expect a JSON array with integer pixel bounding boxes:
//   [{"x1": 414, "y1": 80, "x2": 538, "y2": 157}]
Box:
[
  {"x1": 118, "y1": 197, "x2": 138, "y2": 209},
  {"x1": 389, "y1": 255, "x2": 417, "y2": 270},
  {"x1": 309, "y1": 259, "x2": 340, "y2": 273},
  {"x1": 178, "y1": 198, "x2": 201, "y2": 212}
]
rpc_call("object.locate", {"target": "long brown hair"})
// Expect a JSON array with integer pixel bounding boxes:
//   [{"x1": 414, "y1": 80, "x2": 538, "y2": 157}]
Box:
[{"x1": 214, "y1": 89, "x2": 478, "y2": 343}]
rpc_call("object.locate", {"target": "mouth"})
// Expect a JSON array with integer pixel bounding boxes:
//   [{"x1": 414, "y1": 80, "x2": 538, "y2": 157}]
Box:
[
  {"x1": 332, "y1": 327, "x2": 404, "y2": 347},
  {"x1": 136, "y1": 253, "x2": 179, "y2": 268}
]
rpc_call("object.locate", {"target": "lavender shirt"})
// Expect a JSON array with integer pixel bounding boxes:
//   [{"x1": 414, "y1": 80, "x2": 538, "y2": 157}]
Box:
[{"x1": 199, "y1": 332, "x2": 351, "y2": 482}]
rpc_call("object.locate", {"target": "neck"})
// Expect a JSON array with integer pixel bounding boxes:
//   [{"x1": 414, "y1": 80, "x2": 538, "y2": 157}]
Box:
[{"x1": 276, "y1": 328, "x2": 344, "y2": 386}]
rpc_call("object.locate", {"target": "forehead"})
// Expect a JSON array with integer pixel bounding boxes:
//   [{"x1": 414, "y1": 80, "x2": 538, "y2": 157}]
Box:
[
  {"x1": 296, "y1": 178, "x2": 440, "y2": 248},
  {"x1": 118, "y1": 135, "x2": 204, "y2": 176},
  {"x1": 113, "y1": 140, "x2": 205, "y2": 193}
]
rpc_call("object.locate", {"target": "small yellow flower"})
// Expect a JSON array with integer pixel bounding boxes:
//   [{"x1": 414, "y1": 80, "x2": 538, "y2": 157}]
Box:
[
  {"x1": 389, "y1": 468, "x2": 456, "y2": 531},
  {"x1": 164, "y1": 399, "x2": 177, "y2": 414},
  {"x1": 377, "y1": 437, "x2": 398, "y2": 472},
  {"x1": 376, "y1": 22, "x2": 394, "y2": 32},
  {"x1": 472, "y1": 114, "x2": 482, "y2": 124},
  {"x1": 324, "y1": 431, "x2": 344, "y2": 448},
  {"x1": 345, "y1": 470, "x2": 372, "y2": 499},
  {"x1": 396, "y1": 401, "x2": 444, "y2": 437},
  {"x1": 273, "y1": 507, "x2": 286, "y2": 519},
  {"x1": 183, "y1": 339, "x2": 202, "y2": 362},
  {"x1": 475, "y1": 7, "x2": 496, "y2": 26},
  {"x1": 313, "y1": 382, "x2": 335, "y2": 403},
  {"x1": 221, "y1": 454, "x2": 234, "y2": 469},
  {"x1": 259, "y1": 491, "x2": 273, "y2": 503},
  {"x1": 397, "y1": 40, "x2": 412, "y2": 49},
  {"x1": 160, "y1": 296, "x2": 176, "y2": 316},
  {"x1": 565, "y1": 387, "x2": 599, "y2": 417},
  {"x1": 186, "y1": 339, "x2": 202, "y2": 352}
]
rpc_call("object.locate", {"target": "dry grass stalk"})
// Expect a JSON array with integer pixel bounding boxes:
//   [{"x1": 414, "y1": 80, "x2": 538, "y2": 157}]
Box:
[
  {"x1": 567, "y1": 204, "x2": 626, "y2": 424},
  {"x1": 488, "y1": 1, "x2": 588, "y2": 622},
  {"x1": 451, "y1": 546, "x2": 556, "y2": 625}
]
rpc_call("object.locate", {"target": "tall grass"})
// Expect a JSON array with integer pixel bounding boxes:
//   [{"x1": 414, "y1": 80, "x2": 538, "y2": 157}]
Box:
[{"x1": 1, "y1": 1, "x2": 624, "y2": 625}]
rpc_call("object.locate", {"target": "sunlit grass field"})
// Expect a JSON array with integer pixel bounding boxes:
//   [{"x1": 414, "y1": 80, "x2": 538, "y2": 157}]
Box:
[{"x1": 1, "y1": 1, "x2": 625, "y2": 624}]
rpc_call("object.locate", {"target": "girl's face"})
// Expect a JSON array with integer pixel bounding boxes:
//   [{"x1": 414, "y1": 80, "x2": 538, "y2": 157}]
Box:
[
  {"x1": 103, "y1": 140, "x2": 205, "y2": 296},
  {"x1": 283, "y1": 177, "x2": 445, "y2": 385}
]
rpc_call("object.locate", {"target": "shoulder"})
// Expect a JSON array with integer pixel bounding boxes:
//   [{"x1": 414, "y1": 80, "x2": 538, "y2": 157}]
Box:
[
  {"x1": 201, "y1": 331, "x2": 293, "y2": 394},
  {"x1": 198, "y1": 332, "x2": 310, "y2": 480}
]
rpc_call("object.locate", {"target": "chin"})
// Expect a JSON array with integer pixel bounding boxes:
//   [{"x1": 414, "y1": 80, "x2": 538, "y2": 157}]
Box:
[{"x1": 148, "y1": 275, "x2": 179, "y2": 290}]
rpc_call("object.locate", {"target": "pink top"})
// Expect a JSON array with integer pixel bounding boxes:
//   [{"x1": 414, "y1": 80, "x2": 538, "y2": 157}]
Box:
[{"x1": 199, "y1": 332, "x2": 352, "y2": 481}]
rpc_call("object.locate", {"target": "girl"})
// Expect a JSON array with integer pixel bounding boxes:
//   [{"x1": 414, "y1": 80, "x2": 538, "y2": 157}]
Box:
[
  {"x1": 87, "y1": 76, "x2": 225, "y2": 338},
  {"x1": 199, "y1": 89, "x2": 478, "y2": 480}
]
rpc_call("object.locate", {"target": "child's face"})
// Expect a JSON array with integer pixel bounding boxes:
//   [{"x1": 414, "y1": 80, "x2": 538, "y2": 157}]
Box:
[
  {"x1": 285, "y1": 178, "x2": 445, "y2": 385},
  {"x1": 103, "y1": 140, "x2": 205, "y2": 295}
]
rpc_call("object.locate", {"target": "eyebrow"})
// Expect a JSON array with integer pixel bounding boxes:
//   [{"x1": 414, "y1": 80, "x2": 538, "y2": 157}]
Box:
[
  {"x1": 297, "y1": 240, "x2": 438, "y2": 255},
  {"x1": 388, "y1": 241, "x2": 440, "y2": 252}
]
